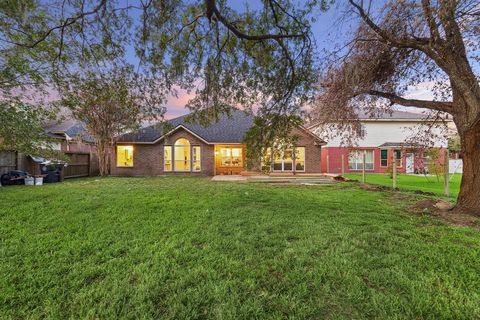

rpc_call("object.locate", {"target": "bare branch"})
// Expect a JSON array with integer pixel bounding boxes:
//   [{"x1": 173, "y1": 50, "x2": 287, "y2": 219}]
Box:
[{"x1": 367, "y1": 90, "x2": 454, "y2": 113}]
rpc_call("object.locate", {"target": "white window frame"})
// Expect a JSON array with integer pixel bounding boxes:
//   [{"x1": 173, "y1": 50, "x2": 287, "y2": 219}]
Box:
[{"x1": 348, "y1": 150, "x2": 374, "y2": 171}]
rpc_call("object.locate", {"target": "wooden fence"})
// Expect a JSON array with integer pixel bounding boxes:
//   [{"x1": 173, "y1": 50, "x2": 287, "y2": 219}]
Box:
[
  {"x1": 0, "y1": 151, "x2": 17, "y2": 175},
  {"x1": 63, "y1": 152, "x2": 91, "y2": 178}
]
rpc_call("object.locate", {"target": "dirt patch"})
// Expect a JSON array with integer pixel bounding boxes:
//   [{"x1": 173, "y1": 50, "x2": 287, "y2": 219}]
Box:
[
  {"x1": 331, "y1": 175, "x2": 358, "y2": 182},
  {"x1": 358, "y1": 183, "x2": 389, "y2": 192},
  {"x1": 410, "y1": 199, "x2": 480, "y2": 228},
  {"x1": 411, "y1": 199, "x2": 438, "y2": 211}
]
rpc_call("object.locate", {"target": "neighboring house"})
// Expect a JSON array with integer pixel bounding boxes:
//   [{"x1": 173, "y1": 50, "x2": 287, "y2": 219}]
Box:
[
  {"x1": 112, "y1": 109, "x2": 326, "y2": 176},
  {"x1": 309, "y1": 110, "x2": 449, "y2": 174},
  {"x1": 0, "y1": 120, "x2": 99, "y2": 178}
]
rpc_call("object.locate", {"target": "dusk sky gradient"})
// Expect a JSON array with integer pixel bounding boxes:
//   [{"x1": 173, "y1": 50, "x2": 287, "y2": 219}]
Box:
[{"x1": 121, "y1": 1, "x2": 478, "y2": 119}]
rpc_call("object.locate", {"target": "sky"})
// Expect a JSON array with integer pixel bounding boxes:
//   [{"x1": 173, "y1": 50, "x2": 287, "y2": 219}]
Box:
[
  {"x1": 155, "y1": 1, "x2": 353, "y2": 119},
  {"x1": 123, "y1": 1, "x2": 478, "y2": 119}
]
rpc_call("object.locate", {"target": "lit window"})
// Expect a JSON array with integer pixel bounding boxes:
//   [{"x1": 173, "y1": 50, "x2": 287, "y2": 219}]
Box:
[
  {"x1": 269, "y1": 146, "x2": 304, "y2": 172},
  {"x1": 381, "y1": 149, "x2": 388, "y2": 167},
  {"x1": 193, "y1": 146, "x2": 201, "y2": 171},
  {"x1": 295, "y1": 147, "x2": 305, "y2": 171},
  {"x1": 117, "y1": 145, "x2": 134, "y2": 167},
  {"x1": 174, "y1": 138, "x2": 190, "y2": 171},
  {"x1": 348, "y1": 150, "x2": 374, "y2": 170},
  {"x1": 164, "y1": 146, "x2": 172, "y2": 171},
  {"x1": 220, "y1": 147, "x2": 243, "y2": 167}
]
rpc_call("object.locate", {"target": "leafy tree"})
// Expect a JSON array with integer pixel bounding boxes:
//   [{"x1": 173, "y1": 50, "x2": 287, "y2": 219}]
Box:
[
  {"x1": 313, "y1": 1, "x2": 480, "y2": 214},
  {"x1": 0, "y1": 102, "x2": 60, "y2": 157},
  {"x1": 0, "y1": 0, "x2": 129, "y2": 154},
  {"x1": 1, "y1": 0, "x2": 330, "y2": 160},
  {"x1": 60, "y1": 65, "x2": 166, "y2": 176}
]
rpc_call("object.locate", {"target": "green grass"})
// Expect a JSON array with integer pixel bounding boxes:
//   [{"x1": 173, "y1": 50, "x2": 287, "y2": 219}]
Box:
[
  {"x1": 1, "y1": 177, "x2": 479, "y2": 319},
  {"x1": 345, "y1": 173, "x2": 462, "y2": 198}
]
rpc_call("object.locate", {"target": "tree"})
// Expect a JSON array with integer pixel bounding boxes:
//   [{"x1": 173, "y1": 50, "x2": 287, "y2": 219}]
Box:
[
  {"x1": 313, "y1": 1, "x2": 480, "y2": 215},
  {"x1": 1, "y1": 0, "x2": 330, "y2": 161},
  {"x1": 0, "y1": 102, "x2": 60, "y2": 157},
  {"x1": 60, "y1": 66, "x2": 166, "y2": 176},
  {"x1": 0, "y1": 0, "x2": 129, "y2": 154}
]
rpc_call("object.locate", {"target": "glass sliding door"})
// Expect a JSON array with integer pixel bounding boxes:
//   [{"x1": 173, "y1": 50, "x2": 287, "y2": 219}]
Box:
[{"x1": 271, "y1": 147, "x2": 304, "y2": 172}]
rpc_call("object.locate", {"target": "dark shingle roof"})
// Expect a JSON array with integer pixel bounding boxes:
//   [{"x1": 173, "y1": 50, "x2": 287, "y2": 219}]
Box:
[
  {"x1": 117, "y1": 109, "x2": 256, "y2": 143},
  {"x1": 44, "y1": 120, "x2": 94, "y2": 143}
]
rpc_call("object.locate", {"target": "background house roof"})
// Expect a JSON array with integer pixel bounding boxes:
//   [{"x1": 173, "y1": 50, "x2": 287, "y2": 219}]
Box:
[
  {"x1": 356, "y1": 109, "x2": 427, "y2": 120},
  {"x1": 118, "y1": 109, "x2": 256, "y2": 143},
  {"x1": 44, "y1": 120, "x2": 94, "y2": 143}
]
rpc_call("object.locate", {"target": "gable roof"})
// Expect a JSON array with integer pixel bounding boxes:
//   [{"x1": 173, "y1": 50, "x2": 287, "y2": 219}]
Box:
[{"x1": 117, "y1": 109, "x2": 325, "y2": 145}]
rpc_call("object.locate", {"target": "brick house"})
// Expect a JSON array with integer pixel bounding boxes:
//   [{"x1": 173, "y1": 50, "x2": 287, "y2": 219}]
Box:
[
  {"x1": 112, "y1": 110, "x2": 326, "y2": 176},
  {"x1": 308, "y1": 110, "x2": 449, "y2": 174}
]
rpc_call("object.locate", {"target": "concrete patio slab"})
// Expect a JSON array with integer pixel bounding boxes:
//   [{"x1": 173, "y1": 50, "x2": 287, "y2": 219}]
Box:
[{"x1": 211, "y1": 175, "x2": 248, "y2": 182}]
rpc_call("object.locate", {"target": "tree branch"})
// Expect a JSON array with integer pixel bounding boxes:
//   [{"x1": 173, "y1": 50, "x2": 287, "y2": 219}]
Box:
[
  {"x1": 13, "y1": 0, "x2": 107, "y2": 49},
  {"x1": 210, "y1": 2, "x2": 306, "y2": 41},
  {"x1": 348, "y1": 0, "x2": 431, "y2": 50},
  {"x1": 368, "y1": 90, "x2": 454, "y2": 113}
]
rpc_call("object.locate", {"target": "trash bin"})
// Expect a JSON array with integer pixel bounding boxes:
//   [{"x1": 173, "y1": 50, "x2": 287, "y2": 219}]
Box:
[
  {"x1": 25, "y1": 177, "x2": 35, "y2": 186},
  {"x1": 35, "y1": 177, "x2": 44, "y2": 186},
  {"x1": 40, "y1": 164, "x2": 64, "y2": 183}
]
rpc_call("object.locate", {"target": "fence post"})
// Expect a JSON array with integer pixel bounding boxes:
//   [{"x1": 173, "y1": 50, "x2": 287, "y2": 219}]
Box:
[
  {"x1": 341, "y1": 154, "x2": 345, "y2": 175},
  {"x1": 362, "y1": 151, "x2": 366, "y2": 184},
  {"x1": 326, "y1": 155, "x2": 330, "y2": 174},
  {"x1": 444, "y1": 149, "x2": 449, "y2": 197},
  {"x1": 392, "y1": 156, "x2": 397, "y2": 189}
]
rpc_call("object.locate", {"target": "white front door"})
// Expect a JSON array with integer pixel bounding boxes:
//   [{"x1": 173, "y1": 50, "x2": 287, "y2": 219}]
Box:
[{"x1": 406, "y1": 153, "x2": 414, "y2": 173}]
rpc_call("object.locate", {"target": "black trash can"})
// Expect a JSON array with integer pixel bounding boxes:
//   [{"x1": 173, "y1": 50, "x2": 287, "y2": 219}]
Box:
[{"x1": 40, "y1": 164, "x2": 65, "y2": 183}]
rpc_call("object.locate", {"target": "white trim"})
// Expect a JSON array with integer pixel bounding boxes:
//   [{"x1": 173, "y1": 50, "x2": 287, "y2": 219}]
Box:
[{"x1": 348, "y1": 149, "x2": 375, "y2": 171}]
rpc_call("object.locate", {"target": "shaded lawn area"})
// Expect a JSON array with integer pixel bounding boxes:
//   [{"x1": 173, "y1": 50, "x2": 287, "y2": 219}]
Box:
[
  {"x1": 1, "y1": 177, "x2": 479, "y2": 319},
  {"x1": 345, "y1": 173, "x2": 462, "y2": 198}
]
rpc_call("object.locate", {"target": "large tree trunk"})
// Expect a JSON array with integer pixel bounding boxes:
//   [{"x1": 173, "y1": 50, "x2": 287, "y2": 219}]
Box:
[
  {"x1": 455, "y1": 125, "x2": 480, "y2": 215},
  {"x1": 97, "y1": 140, "x2": 111, "y2": 177}
]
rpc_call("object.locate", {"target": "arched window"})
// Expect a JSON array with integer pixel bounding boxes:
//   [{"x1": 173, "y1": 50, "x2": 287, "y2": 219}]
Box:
[{"x1": 174, "y1": 138, "x2": 191, "y2": 171}]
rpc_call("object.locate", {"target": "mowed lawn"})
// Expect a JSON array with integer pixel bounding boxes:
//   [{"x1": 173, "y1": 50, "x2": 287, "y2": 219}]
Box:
[
  {"x1": 1, "y1": 177, "x2": 479, "y2": 319},
  {"x1": 345, "y1": 173, "x2": 462, "y2": 198}
]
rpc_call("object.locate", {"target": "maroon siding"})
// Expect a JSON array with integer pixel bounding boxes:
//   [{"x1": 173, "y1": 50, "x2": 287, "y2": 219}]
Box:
[{"x1": 321, "y1": 146, "x2": 447, "y2": 174}]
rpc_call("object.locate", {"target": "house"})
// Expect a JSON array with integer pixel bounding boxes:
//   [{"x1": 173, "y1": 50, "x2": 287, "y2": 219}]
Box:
[
  {"x1": 309, "y1": 110, "x2": 449, "y2": 174},
  {"x1": 0, "y1": 120, "x2": 99, "y2": 178},
  {"x1": 112, "y1": 109, "x2": 326, "y2": 176}
]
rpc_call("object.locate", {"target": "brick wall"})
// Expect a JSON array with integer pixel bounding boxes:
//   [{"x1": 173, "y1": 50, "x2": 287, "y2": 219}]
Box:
[
  {"x1": 111, "y1": 126, "x2": 322, "y2": 176},
  {"x1": 111, "y1": 128, "x2": 214, "y2": 176},
  {"x1": 293, "y1": 128, "x2": 323, "y2": 174}
]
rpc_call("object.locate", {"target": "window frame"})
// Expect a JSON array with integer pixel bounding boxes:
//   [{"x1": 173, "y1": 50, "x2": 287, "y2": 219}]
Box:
[
  {"x1": 116, "y1": 145, "x2": 134, "y2": 168},
  {"x1": 268, "y1": 146, "x2": 306, "y2": 172},
  {"x1": 348, "y1": 150, "x2": 374, "y2": 171},
  {"x1": 164, "y1": 145, "x2": 173, "y2": 172},
  {"x1": 219, "y1": 147, "x2": 243, "y2": 168},
  {"x1": 166, "y1": 138, "x2": 202, "y2": 172},
  {"x1": 192, "y1": 146, "x2": 201, "y2": 172},
  {"x1": 380, "y1": 149, "x2": 388, "y2": 167},
  {"x1": 173, "y1": 138, "x2": 191, "y2": 172},
  {"x1": 394, "y1": 149, "x2": 402, "y2": 168}
]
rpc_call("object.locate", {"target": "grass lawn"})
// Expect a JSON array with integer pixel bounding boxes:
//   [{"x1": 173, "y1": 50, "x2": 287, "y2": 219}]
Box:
[
  {"x1": 345, "y1": 173, "x2": 462, "y2": 198},
  {"x1": 1, "y1": 177, "x2": 479, "y2": 319}
]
